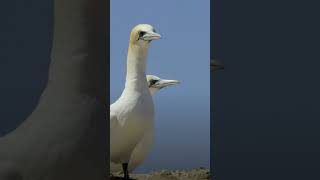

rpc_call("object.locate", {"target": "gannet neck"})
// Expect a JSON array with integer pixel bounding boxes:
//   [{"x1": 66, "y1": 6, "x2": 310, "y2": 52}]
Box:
[
  {"x1": 149, "y1": 88, "x2": 157, "y2": 96},
  {"x1": 125, "y1": 44, "x2": 149, "y2": 91}
]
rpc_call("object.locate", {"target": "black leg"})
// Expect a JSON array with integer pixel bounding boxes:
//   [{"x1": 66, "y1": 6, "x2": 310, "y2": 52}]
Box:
[{"x1": 122, "y1": 163, "x2": 129, "y2": 180}]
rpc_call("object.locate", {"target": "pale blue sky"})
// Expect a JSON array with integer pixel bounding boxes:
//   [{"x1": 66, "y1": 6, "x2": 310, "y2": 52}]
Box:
[{"x1": 110, "y1": 0, "x2": 210, "y2": 172}]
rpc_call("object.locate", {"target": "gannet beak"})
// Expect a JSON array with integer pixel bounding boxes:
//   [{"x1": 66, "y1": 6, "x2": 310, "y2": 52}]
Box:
[
  {"x1": 142, "y1": 32, "x2": 161, "y2": 41},
  {"x1": 211, "y1": 59, "x2": 224, "y2": 71},
  {"x1": 157, "y1": 79, "x2": 180, "y2": 89}
]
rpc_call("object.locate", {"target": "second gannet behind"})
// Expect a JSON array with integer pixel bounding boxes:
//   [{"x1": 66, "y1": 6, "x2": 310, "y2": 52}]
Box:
[
  {"x1": 110, "y1": 75, "x2": 180, "y2": 176},
  {"x1": 110, "y1": 24, "x2": 161, "y2": 180}
]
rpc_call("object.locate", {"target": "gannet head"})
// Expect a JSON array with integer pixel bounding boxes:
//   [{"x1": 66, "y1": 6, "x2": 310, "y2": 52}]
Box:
[
  {"x1": 146, "y1": 75, "x2": 180, "y2": 95},
  {"x1": 130, "y1": 24, "x2": 161, "y2": 48}
]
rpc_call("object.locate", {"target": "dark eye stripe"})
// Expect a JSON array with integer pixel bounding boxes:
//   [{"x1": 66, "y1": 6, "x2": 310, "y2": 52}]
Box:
[
  {"x1": 149, "y1": 79, "x2": 158, "y2": 87},
  {"x1": 139, "y1": 31, "x2": 146, "y2": 37}
]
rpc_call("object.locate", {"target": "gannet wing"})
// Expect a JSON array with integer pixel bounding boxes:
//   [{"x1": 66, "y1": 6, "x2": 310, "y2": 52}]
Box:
[
  {"x1": 110, "y1": 106, "x2": 119, "y2": 161},
  {"x1": 110, "y1": 105, "x2": 130, "y2": 164},
  {"x1": 110, "y1": 127, "x2": 154, "y2": 173},
  {"x1": 110, "y1": 106, "x2": 119, "y2": 131},
  {"x1": 110, "y1": 162, "x2": 123, "y2": 175},
  {"x1": 127, "y1": 127, "x2": 154, "y2": 172}
]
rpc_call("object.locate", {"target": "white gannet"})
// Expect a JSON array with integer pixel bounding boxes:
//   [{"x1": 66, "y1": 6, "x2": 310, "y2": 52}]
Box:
[
  {"x1": 110, "y1": 24, "x2": 161, "y2": 179},
  {"x1": 111, "y1": 75, "x2": 180, "y2": 176}
]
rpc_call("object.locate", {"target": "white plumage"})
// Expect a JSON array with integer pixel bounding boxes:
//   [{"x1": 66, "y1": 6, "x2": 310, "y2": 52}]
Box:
[
  {"x1": 111, "y1": 75, "x2": 180, "y2": 175},
  {"x1": 110, "y1": 24, "x2": 161, "y2": 179}
]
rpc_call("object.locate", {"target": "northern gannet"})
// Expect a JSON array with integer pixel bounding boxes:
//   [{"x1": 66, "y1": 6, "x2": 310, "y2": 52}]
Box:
[
  {"x1": 111, "y1": 75, "x2": 180, "y2": 176},
  {"x1": 110, "y1": 24, "x2": 161, "y2": 180}
]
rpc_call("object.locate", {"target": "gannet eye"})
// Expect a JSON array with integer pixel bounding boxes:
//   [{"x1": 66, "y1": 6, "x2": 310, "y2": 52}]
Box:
[
  {"x1": 149, "y1": 79, "x2": 158, "y2": 86},
  {"x1": 139, "y1": 31, "x2": 146, "y2": 37}
]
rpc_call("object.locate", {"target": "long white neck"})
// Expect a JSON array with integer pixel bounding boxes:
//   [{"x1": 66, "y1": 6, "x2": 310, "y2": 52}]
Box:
[
  {"x1": 124, "y1": 44, "x2": 149, "y2": 92},
  {"x1": 149, "y1": 88, "x2": 158, "y2": 96}
]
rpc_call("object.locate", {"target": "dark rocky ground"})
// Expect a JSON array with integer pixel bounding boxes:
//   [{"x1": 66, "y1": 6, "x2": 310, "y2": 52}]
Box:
[{"x1": 110, "y1": 167, "x2": 210, "y2": 180}]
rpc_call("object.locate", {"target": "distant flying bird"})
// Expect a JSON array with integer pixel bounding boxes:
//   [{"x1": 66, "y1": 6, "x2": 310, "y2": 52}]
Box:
[
  {"x1": 110, "y1": 24, "x2": 161, "y2": 180},
  {"x1": 111, "y1": 75, "x2": 180, "y2": 176},
  {"x1": 211, "y1": 59, "x2": 224, "y2": 71}
]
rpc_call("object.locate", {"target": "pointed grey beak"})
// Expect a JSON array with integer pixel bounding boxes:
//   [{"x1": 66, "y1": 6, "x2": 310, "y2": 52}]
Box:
[
  {"x1": 157, "y1": 79, "x2": 180, "y2": 89},
  {"x1": 142, "y1": 32, "x2": 161, "y2": 41},
  {"x1": 211, "y1": 59, "x2": 224, "y2": 71}
]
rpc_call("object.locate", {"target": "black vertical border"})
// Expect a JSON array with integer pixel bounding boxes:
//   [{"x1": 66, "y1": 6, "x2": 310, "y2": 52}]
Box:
[
  {"x1": 211, "y1": 0, "x2": 222, "y2": 178},
  {"x1": 210, "y1": 0, "x2": 214, "y2": 176},
  {"x1": 104, "y1": 0, "x2": 111, "y2": 178}
]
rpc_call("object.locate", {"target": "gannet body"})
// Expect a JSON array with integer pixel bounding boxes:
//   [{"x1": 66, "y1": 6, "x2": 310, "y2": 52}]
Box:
[
  {"x1": 111, "y1": 75, "x2": 180, "y2": 175},
  {"x1": 110, "y1": 25, "x2": 161, "y2": 179}
]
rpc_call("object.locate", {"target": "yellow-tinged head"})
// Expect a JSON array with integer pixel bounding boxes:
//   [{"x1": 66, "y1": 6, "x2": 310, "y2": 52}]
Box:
[{"x1": 129, "y1": 24, "x2": 161, "y2": 47}]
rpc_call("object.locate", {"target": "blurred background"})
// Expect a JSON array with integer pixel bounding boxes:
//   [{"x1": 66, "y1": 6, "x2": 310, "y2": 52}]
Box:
[
  {"x1": 0, "y1": 1, "x2": 52, "y2": 136},
  {"x1": 212, "y1": 0, "x2": 320, "y2": 179},
  {"x1": 110, "y1": 0, "x2": 210, "y2": 173}
]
